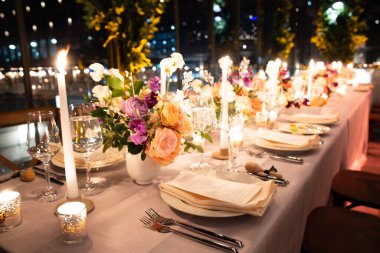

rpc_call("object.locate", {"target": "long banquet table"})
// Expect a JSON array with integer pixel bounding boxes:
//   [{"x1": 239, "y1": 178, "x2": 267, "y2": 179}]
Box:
[{"x1": 0, "y1": 87, "x2": 371, "y2": 253}]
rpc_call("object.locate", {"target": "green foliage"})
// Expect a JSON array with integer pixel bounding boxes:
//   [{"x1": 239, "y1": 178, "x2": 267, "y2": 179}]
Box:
[
  {"x1": 76, "y1": 0, "x2": 169, "y2": 73},
  {"x1": 311, "y1": 0, "x2": 367, "y2": 63},
  {"x1": 271, "y1": 0, "x2": 295, "y2": 60}
]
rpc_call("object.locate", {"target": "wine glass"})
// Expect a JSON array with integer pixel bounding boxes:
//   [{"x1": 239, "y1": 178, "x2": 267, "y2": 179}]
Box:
[
  {"x1": 226, "y1": 113, "x2": 245, "y2": 169},
  {"x1": 26, "y1": 111, "x2": 64, "y2": 202},
  {"x1": 70, "y1": 103, "x2": 104, "y2": 196},
  {"x1": 189, "y1": 94, "x2": 215, "y2": 170}
]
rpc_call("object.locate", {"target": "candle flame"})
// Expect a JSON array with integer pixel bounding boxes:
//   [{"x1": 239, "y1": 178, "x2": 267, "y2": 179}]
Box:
[{"x1": 56, "y1": 49, "x2": 68, "y2": 72}]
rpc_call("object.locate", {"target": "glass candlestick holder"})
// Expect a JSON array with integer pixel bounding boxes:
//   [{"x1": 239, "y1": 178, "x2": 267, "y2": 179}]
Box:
[{"x1": 57, "y1": 201, "x2": 87, "y2": 244}]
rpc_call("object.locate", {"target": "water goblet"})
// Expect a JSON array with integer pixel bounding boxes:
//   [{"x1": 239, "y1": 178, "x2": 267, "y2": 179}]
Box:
[
  {"x1": 189, "y1": 94, "x2": 215, "y2": 170},
  {"x1": 26, "y1": 111, "x2": 64, "y2": 202},
  {"x1": 70, "y1": 104, "x2": 104, "y2": 196}
]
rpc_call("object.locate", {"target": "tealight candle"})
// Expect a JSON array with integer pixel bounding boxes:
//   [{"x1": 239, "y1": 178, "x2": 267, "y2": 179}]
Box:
[
  {"x1": 57, "y1": 201, "x2": 87, "y2": 244},
  {"x1": 255, "y1": 111, "x2": 268, "y2": 128},
  {"x1": 230, "y1": 126, "x2": 244, "y2": 148},
  {"x1": 0, "y1": 191, "x2": 22, "y2": 231}
]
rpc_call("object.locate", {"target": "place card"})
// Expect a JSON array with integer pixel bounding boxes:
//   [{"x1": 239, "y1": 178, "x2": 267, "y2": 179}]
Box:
[{"x1": 165, "y1": 172, "x2": 262, "y2": 205}]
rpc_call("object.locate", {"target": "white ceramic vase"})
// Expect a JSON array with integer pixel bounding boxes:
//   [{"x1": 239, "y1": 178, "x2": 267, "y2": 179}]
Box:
[{"x1": 125, "y1": 153, "x2": 160, "y2": 185}]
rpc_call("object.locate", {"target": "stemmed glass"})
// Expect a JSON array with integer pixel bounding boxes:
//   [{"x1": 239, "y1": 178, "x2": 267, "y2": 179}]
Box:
[
  {"x1": 70, "y1": 103, "x2": 104, "y2": 196},
  {"x1": 189, "y1": 94, "x2": 215, "y2": 170},
  {"x1": 26, "y1": 111, "x2": 64, "y2": 202},
  {"x1": 226, "y1": 113, "x2": 245, "y2": 169}
]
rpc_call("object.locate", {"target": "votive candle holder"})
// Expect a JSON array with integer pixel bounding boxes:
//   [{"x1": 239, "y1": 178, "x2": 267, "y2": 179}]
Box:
[
  {"x1": 57, "y1": 201, "x2": 87, "y2": 244},
  {"x1": 0, "y1": 191, "x2": 22, "y2": 231}
]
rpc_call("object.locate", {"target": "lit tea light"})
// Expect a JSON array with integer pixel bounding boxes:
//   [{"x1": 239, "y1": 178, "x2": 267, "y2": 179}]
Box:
[
  {"x1": 230, "y1": 126, "x2": 244, "y2": 148},
  {"x1": 255, "y1": 111, "x2": 268, "y2": 128},
  {"x1": 57, "y1": 201, "x2": 87, "y2": 244},
  {"x1": 0, "y1": 191, "x2": 22, "y2": 231}
]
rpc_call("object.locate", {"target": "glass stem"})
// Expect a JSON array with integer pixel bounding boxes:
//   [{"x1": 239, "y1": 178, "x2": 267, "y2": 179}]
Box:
[
  {"x1": 44, "y1": 161, "x2": 52, "y2": 191},
  {"x1": 85, "y1": 155, "x2": 91, "y2": 185},
  {"x1": 200, "y1": 137, "x2": 205, "y2": 164}
]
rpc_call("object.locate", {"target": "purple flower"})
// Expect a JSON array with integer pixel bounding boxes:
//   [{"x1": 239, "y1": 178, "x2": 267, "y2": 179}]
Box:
[
  {"x1": 121, "y1": 97, "x2": 149, "y2": 118},
  {"x1": 129, "y1": 119, "x2": 147, "y2": 145},
  {"x1": 144, "y1": 92, "x2": 158, "y2": 109},
  {"x1": 147, "y1": 76, "x2": 160, "y2": 93},
  {"x1": 303, "y1": 98, "x2": 310, "y2": 106}
]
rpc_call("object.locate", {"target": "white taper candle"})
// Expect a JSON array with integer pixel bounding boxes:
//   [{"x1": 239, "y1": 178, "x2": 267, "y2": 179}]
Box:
[{"x1": 56, "y1": 50, "x2": 79, "y2": 199}]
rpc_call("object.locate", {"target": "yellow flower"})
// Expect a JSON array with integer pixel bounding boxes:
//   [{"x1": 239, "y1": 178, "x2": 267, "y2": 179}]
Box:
[{"x1": 115, "y1": 6, "x2": 124, "y2": 15}]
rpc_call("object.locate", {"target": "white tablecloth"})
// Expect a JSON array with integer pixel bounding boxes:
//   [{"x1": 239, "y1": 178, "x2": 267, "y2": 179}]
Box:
[{"x1": 0, "y1": 88, "x2": 371, "y2": 253}]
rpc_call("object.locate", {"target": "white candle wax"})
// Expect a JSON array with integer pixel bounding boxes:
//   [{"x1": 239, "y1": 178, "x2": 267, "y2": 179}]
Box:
[
  {"x1": 307, "y1": 59, "x2": 315, "y2": 99},
  {"x1": 160, "y1": 60, "x2": 166, "y2": 95},
  {"x1": 219, "y1": 56, "x2": 231, "y2": 149},
  {"x1": 56, "y1": 50, "x2": 79, "y2": 199}
]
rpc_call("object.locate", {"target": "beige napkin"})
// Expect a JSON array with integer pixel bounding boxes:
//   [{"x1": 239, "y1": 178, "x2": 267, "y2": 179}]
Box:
[
  {"x1": 160, "y1": 172, "x2": 277, "y2": 216},
  {"x1": 52, "y1": 146, "x2": 125, "y2": 169},
  {"x1": 255, "y1": 128, "x2": 319, "y2": 147},
  {"x1": 284, "y1": 113, "x2": 339, "y2": 124}
]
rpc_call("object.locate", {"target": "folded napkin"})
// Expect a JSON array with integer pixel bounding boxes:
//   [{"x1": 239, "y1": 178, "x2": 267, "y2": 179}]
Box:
[
  {"x1": 254, "y1": 128, "x2": 319, "y2": 147},
  {"x1": 160, "y1": 171, "x2": 277, "y2": 216},
  {"x1": 282, "y1": 112, "x2": 339, "y2": 124}
]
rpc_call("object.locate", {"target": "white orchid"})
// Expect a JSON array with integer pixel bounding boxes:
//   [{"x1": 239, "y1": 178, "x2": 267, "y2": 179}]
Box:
[
  {"x1": 92, "y1": 85, "x2": 111, "y2": 106},
  {"x1": 88, "y1": 63, "x2": 104, "y2": 82},
  {"x1": 161, "y1": 52, "x2": 185, "y2": 77},
  {"x1": 160, "y1": 57, "x2": 177, "y2": 77},
  {"x1": 107, "y1": 68, "x2": 124, "y2": 82},
  {"x1": 182, "y1": 71, "x2": 194, "y2": 91},
  {"x1": 200, "y1": 70, "x2": 214, "y2": 85},
  {"x1": 170, "y1": 52, "x2": 185, "y2": 69}
]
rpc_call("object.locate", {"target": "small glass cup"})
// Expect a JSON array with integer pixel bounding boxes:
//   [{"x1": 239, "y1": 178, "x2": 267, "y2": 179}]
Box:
[
  {"x1": 57, "y1": 201, "x2": 87, "y2": 244},
  {"x1": 0, "y1": 191, "x2": 22, "y2": 231},
  {"x1": 255, "y1": 111, "x2": 268, "y2": 128}
]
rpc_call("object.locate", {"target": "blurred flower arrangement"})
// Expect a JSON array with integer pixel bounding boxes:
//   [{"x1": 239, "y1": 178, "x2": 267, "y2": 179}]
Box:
[
  {"x1": 208, "y1": 57, "x2": 263, "y2": 122},
  {"x1": 88, "y1": 56, "x2": 197, "y2": 166}
]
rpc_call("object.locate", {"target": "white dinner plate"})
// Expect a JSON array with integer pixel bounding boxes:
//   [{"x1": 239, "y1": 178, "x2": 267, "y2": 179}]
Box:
[
  {"x1": 277, "y1": 122, "x2": 330, "y2": 135},
  {"x1": 160, "y1": 170, "x2": 261, "y2": 217},
  {"x1": 249, "y1": 135, "x2": 322, "y2": 152},
  {"x1": 52, "y1": 147, "x2": 125, "y2": 170},
  {"x1": 281, "y1": 114, "x2": 339, "y2": 125}
]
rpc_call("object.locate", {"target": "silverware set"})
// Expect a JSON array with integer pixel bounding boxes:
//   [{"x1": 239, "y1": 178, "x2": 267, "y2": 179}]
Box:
[
  {"x1": 140, "y1": 208, "x2": 243, "y2": 252},
  {"x1": 246, "y1": 148, "x2": 304, "y2": 164}
]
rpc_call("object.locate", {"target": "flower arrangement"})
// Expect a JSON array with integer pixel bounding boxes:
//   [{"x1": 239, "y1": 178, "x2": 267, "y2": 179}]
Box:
[{"x1": 88, "y1": 60, "x2": 194, "y2": 166}]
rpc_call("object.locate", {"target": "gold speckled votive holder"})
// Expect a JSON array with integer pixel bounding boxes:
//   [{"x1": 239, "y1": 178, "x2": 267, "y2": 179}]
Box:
[
  {"x1": 0, "y1": 191, "x2": 22, "y2": 231},
  {"x1": 57, "y1": 201, "x2": 87, "y2": 244}
]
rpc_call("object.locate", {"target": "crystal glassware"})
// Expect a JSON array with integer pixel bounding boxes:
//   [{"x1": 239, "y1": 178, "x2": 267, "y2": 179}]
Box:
[
  {"x1": 26, "y1": 111, "x2": 64, "y2": 202},
  {"x1": 189, "y1": 94, "x2": 215, "y2": 170},
  {"x1": 70, "y1": 103, "x2": 104, "y2": 196}
]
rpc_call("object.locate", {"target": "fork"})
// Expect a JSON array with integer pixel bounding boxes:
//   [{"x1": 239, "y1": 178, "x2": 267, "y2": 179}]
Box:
[
  {"x1": 145, "y1": 208, "x2": 244, "y2": 248},
  {"x1": 246, "y1": 148, "x2": 303, "y2": 164},
  {"x1": 140, "y1": 216, "x2": 238, "y2": 253}
]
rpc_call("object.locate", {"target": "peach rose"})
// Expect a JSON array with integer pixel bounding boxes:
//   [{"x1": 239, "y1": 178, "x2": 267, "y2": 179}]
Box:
[
  {"x1": 160, "y1": 102, "x2": 180, "y2": 127},
  {"x1": 146, "y1": 128, "x2": 181, "y2": 165},
  {"x1": 177, "y1": 109, "x2": 192, "y2": 137}
]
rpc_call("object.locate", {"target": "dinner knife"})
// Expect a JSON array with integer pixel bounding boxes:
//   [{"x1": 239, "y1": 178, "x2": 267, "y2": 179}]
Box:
[
  {"x1": 267, "y1": 153, "x2": 304, "y2": 164},
  {"x1": 0, "y1": 171, "x2": 20, "y2": 183}
]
